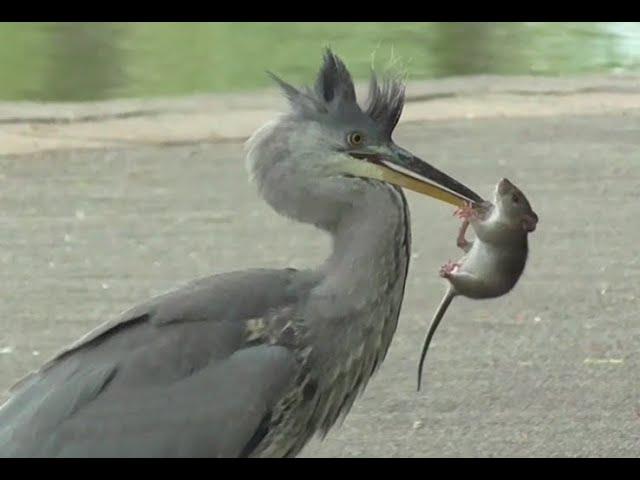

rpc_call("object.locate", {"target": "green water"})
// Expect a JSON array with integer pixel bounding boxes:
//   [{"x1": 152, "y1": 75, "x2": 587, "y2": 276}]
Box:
[{"x1": 1, "y1": 22, "x2": 639, "y2": 102}]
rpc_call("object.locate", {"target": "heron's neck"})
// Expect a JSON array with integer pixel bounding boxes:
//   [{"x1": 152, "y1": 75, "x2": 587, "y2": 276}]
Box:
[
  {"x1": 316, "y1": 182, "x2": 411, "y2": 314},
  {"x1": 302, "y1": 182, "x2": 411, "y2": 425}
]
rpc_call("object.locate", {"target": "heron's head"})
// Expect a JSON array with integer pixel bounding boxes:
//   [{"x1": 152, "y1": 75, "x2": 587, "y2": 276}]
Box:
[{"x1": 246, "y1": 49, "x2": 483, "y2": 229}]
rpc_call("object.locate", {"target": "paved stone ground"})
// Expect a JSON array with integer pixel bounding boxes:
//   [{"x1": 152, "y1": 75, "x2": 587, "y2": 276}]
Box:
[{"x1": 0, "y1": 86, "x2": 639, "y2": 456}]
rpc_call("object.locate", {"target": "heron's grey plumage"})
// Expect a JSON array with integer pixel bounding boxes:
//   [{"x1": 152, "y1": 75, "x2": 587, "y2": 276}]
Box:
[
  {"x1": 365, "y1": 72, "x2": 406, "y2": 137},
  {"x1": 1, "y1": 269, "x2": 322, "y2": 457},
  {"x1": 268, "y1": 49, "x2": 405, "y2": 141},
  {"x1": 0, "y1": 49, "x2": 418, "y2": 457}
]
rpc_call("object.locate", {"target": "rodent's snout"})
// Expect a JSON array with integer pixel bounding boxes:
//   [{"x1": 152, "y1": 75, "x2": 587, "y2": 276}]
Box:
[{"x1": 522, "y1": 212, "x2": 539, "y2": 232}]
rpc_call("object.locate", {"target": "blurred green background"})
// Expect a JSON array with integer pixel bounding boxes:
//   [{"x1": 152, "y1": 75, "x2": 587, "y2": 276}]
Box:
[{"x1": 1, "y1": 22, "x2": 639, "y2": 102}]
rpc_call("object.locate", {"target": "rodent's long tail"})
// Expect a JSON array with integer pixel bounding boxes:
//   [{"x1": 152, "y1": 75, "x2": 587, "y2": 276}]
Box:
[{"x1": 417, "y1": 287, "x2": 456, "y2": 392}]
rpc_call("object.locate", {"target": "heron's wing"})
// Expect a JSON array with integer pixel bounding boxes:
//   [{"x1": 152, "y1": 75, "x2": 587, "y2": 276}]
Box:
[
  {"x1": 0, "y1": 268, "x2": 317, "y2": 457},
  {"x1": 11, "y1": 268, "x2": 310, "y2": 392}
]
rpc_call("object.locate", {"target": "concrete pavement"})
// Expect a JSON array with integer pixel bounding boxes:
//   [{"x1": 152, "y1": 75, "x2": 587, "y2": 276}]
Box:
[{"x1": 0, "y1": 75, "x2": 639, "y2": 456}]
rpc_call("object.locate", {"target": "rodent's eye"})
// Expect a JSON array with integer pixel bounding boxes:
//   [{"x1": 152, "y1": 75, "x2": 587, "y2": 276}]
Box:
[
  {"x1": 512, "y1": 194, "x2": 520, "y2": 204},
  {"x1": 347, "y1": 132, "x2": 365, "y2": 147}
]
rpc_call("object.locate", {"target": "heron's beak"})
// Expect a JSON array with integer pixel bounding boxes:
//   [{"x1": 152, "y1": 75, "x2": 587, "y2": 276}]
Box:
[{"x1": 348, "y1": 145, "x2": 484, "y2": 208}]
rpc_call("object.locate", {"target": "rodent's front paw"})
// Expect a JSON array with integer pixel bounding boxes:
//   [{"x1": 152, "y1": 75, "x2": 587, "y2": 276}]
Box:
[{"x1": 454, "y1": 202, "x2": 478, "y2": 221}]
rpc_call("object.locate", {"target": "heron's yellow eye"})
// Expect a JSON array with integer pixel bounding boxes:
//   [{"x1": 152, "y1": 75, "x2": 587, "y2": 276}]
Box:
[{"x1": 347, "y1": 132, "x2": 364, "y2": 147}]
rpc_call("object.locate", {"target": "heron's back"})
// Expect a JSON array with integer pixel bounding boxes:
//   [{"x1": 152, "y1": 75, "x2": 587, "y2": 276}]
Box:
[{"x1": 0, "y1": 268, "x2": 319, "y2": 457}]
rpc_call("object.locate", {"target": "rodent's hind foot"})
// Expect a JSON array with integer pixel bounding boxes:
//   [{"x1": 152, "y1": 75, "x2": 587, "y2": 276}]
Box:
[{"x1": 439, "y1": 260, "x2": 460, "y2": 278}]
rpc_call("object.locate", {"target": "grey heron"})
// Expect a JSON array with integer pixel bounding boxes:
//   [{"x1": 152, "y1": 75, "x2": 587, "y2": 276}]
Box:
[{"x1": 0, "y1": 50, "x2": 483, "y2": 457}]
